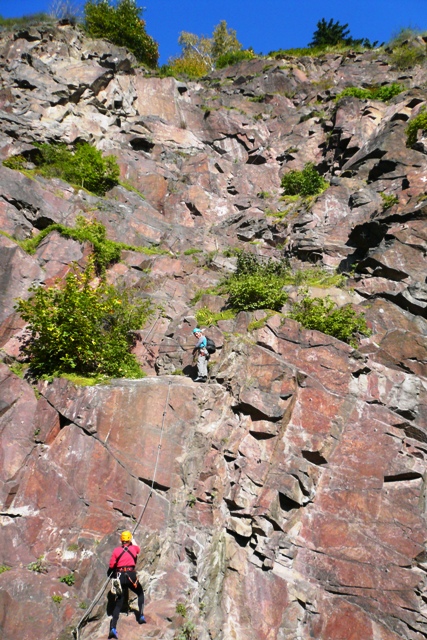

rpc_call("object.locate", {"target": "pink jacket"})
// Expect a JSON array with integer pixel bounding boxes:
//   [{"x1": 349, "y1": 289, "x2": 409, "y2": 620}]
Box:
[{"x1": 109, "y1": 544, "x2": 140, "y2": 569}]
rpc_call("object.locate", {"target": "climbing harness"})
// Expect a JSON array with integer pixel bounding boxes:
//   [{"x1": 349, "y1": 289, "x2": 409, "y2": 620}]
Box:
[{"x1": 73, "y1": 381, "x2": 171, "y2": 640}]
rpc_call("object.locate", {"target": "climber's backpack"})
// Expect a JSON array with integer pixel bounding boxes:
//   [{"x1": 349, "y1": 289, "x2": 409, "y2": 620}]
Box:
[{"x1": 205, "y1": 337, "x2": 216, "y2": 354}]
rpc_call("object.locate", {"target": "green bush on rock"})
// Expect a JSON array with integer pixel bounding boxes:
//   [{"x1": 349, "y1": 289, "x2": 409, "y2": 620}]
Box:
[
  {"x1": 16, "y1": 259, "x2": 152, "y2": 379},
  {"x1": 336, "y1": 83, "x2": 404, "y2": 102},
  {"x1": 35, "y1": 142, "x2": 120, "y2": 195},
  {"x1": 289, "y1": 293, "x2": 370, "y2": 347},
  {"x1": 281, "y1": 163, "x2": 328, "y2": 197},
  {"x1": 406, "y1": 110, "x2": 427, "y2": 147},
  {"x1": 220, "y1": 253, "x2": 290, "y2": 312},
  {"x1": 4, "y1": 143, "x2": 120, "y2": 196},
  {"x1": 84, "y1": 0, "x2": 158, "y2": 68}
]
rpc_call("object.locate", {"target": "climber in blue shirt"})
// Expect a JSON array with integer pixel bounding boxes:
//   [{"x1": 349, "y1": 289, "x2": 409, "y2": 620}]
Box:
[{"x1": 192, "y1": 328, "x2": 208, "y2": 382}]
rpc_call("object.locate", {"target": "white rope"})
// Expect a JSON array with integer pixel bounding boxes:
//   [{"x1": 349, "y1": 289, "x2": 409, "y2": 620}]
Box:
[{"x1": 74, "y1": 381, "x2": 172, "y2": 640}]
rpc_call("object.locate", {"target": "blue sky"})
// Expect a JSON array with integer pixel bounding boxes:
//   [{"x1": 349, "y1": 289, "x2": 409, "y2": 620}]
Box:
[{"x1": 1, "y1": 0, "x2": 425, "y2": 64}]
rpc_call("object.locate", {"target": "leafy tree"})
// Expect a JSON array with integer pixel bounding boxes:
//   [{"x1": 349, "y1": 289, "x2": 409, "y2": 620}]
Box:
[
  {"x1": 173, "y1": 31, "x2": 213, "y2": 76},
  {"x1": 211, "y1": 20, "x2": 242, "y2": 61},
  {"x1": 16, "y1": 259, "x2": 151, "y2": 378},
  {"x1": 167, "y1": 20, "x2": 243, "y2": 77},
  {"x1": 84, "y1": 0, "x2": 158, "y2": 68}
]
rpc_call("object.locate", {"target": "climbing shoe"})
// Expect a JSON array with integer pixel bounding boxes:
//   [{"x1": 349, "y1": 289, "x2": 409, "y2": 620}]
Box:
[
  {"x1": 138, "y1": 615, "x2": 147, "y2": 624},
  {"x1": 108, "y1": 629, "x2": 118, "y2": 639},
  {"x1": 194, "y1": 377, "x2": 207, "y2": 382}
]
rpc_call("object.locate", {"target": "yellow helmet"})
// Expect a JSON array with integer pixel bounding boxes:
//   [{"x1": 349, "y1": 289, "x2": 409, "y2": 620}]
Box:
[{"x1": 120, "y1": 530, "x2": 132, "y2": 543}]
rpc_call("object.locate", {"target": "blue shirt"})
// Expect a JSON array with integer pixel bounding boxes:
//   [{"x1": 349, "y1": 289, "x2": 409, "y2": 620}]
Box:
[{"x1": 195, "y1": 336, "x2": 207, "y2": 350}]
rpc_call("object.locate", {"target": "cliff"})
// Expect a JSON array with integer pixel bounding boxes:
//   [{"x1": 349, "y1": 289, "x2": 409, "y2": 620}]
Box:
[{"x1": 0, "y1": 23, "x2": 427, "y2": 640}]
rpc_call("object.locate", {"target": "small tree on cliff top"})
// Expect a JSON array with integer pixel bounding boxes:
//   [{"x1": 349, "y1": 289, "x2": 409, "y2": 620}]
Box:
[
  {"x1": 309, "y1": 18, "x2": 378, "y2": 49},
  {"x1": 84, "y1": 0, "x2": 158, "y2": 68},
  {"x1": 168, "y1": 20, "x2": 243, "y2": 77}
]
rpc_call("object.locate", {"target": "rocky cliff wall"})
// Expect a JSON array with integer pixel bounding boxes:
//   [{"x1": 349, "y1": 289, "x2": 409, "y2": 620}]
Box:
[{"x1": 0, "y1": 24, "x2": 427, "y2": 640}]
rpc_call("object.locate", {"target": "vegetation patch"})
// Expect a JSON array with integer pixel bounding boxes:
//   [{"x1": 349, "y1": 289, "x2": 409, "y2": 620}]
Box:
[
  {"x1": 390, "y1": 44, "x2": 426, "y2": 69},
  {"x1": 183, "y1": 248, "x2": 203, "y2": 256},
  {"x1": 219, "y1": 254, "x2": 346, "y2": 314},
  {"x1": 174, "y1": 603, "x2": 196, "y2": 640},
  {"x1": 4, "y1": 142, "x2": 120, "y2": 196},
  {"x1": 216, "y1": 49, "x2": 255, "y2": 69},
  {"x1": 281, "y1": 163, "x2": 328, "y2": 197},
  {"x1": 219, "y1": 253, "x2": 290, "y2": 312},
  {"x1": 58, "y1": 373, "x2": 110, "y2": 386},
  {"x1": 336, "y1": 83, "x2": 404, "y2": 102},
  {"x1": 0, "y1": 13, "x2": 52, "y2": 28},
  {"x1": 0, "y1": 565, "x2": 11, "y2": 574},
  {"x1": 59, "y1": 573, "x2": 75, "y2": 586},
  {"x1": 406, "y1": 109, "x2": 427, "y2": 147},
  {"x1": 28, "y1": 556, "x2": 48, "y2": 573},
  {"x1": 288, "y1": 292, "x2": 370, "y2": 347},
  {"x1": 380, "y1": 192, "x2": 399, "y2": 209},
  {"x1": 16, "y1": 258, "x2": 152, "y2": 379},
  {"x1": 84, "y1": 0, "x2": 158, "y2": 67},
  {"x1": 165, "y1": 20, "x2": 244, "y2": 79},
  {"x1": 15, "y1": 217, "x2": 165, "y2": 274},
  {"x1": 248, "y1": 311, "x2": 276, "y2": 331},
  {"x1": 195, "y1": 307, "x2": 235, "y2": 326}
]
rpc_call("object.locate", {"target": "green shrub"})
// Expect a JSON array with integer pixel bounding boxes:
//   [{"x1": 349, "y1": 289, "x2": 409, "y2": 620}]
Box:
[
  {"x1": 183, "y1": 248, "x2": 203, "y2": 256},
  {"x1": 3, "y1": 155, "x2": 26, "y2": 171},
  {"x1": 221, "y1": 253, "x2": 289, "y2": 312},
  {"x1": 289, "y1": 294, "x2": 370, "y2": 347},
  {"x1": 388, "y1": 27, "x2": 423, "y2": 47},
  {"x1": 0, "y1": 565, "x2": 11, "y2": 574},
  {"x1": 176, "y1": 603, "x2": 188, "y2": 617},
  {"x1": 390, "y1": 45, "x2": 426, "y2": 69},
  {"x1": 406, "y1": 109, "x2": 427, "y2": 147},
  {"x1": 59, "y1": 573, "x2": 75, "y2": 586},
  {"x1": 373, "y1": 83, "x2": 404, "y2": 101},
  {"x1": 380, "y1": 192, "x2": 399, "y2": 209},
  {"x1": 52, "y1": 595, "x2": 63, "y2": 604},
  {"x1": 336, "y1": 83, "x2": 404, "y2": 103},
  {"x1": 195, "y1": 307, "x2": 235, "y2": 326},
  {"x1": 28, "y1": 557, "x2": 48, "y2": 573},
  {"x1": 18, "y1": 217, "x2": 164, "y2": 274},
  {"x1": 225, "y1": 274, "x2": 287, "y2": 311},
  {"x1": 167, "y1": 52, "x2": 210, "y2": 79},
  {"x1": 84, "y1": 0, "x2": 158, "y2": 67},
  {"x1": 216, "y1": 49, "x2": 255, "y2": 69},
  {"x1": 16, "y1": 259, "x2": 152, "y2": 379},
  {"x1": 33, "y1": 142, "x2": 119, "y2": 195},
  {"x1": 281, "y1": 163, "x2": 328, "y2": 197},
  {"x1": 220, "y1": 255, "x2": 347, "y2": 313}
]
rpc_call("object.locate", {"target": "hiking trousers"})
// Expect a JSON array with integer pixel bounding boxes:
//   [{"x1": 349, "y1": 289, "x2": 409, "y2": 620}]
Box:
[
  {"x1": 110, "y1": 570, "x2": 144, "y2": 629},
  {"x1": 197, "y1": 353, "x2": 208, "y2": 378}
]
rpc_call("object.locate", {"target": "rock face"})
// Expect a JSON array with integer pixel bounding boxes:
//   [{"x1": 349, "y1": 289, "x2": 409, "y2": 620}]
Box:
[{"x1": 0, "y1": 23, "x2": 427, "y2": 640}]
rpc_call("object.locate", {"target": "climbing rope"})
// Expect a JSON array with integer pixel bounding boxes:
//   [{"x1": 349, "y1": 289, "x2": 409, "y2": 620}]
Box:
[{"x1": 73, "y1": 381, "x2": 172, "y2": 640}]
